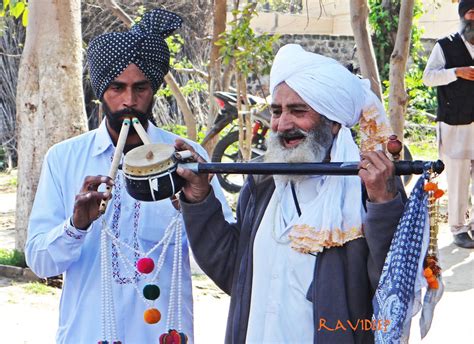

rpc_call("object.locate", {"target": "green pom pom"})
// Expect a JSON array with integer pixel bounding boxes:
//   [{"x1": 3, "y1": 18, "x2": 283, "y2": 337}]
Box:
[{"x1": 143, "y1": 284, "x2": 160, "y2": 300}]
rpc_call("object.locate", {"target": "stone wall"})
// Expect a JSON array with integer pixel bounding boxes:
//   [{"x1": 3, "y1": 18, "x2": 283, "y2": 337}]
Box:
[{"x1": 277, "y1": 34, "x2": 358, "y2": 67}]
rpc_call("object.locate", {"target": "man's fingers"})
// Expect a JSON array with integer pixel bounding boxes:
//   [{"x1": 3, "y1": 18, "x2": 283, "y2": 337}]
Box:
[
  {"x1": 75, "y1": 191, "x2": 111, "y2": 205},
  {"x1": 81, "y1": 175, "x2": 114, "y2": 192},
  {"x1": 360, "y1": 151, "x2": 394, "y2": 175},
  {"x1": 176, "y1": 166, "x2": 201, "y2": 182},
  {"x1": 175, "y1": 139, "x2": 207, "y2": 163}
]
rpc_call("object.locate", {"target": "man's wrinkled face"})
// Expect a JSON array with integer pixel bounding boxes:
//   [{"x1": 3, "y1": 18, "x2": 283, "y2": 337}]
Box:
[
  {"x1": 102, "y1": 63, "x2": 154, "y2": 134},
  {"x1": 462, "y1": 9, "x2": 474, "y2": 44},
  {"x1": 270, "y1": 82, "x2": 323, "y2": 148},
  {"x1": 265, "y1": 82, "x2": 336, "y2": 168}
]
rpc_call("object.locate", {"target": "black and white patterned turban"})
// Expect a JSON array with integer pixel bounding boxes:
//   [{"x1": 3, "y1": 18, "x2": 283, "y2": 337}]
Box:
[
  {"x1": 87, "y1": 9, "x2": 182, "y2": 100},
  {"x1": 459, "y1": 0, "x2": 474, "y2": 17}
]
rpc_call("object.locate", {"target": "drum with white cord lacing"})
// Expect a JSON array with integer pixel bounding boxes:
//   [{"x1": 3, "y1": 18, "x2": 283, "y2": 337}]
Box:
[{"x1": 123, "y1": 143, "x2": 186, "y2": 201}]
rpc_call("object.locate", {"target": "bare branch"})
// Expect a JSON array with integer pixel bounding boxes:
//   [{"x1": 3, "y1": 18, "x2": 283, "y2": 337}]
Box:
[
  {"x1": 173, "y1": 67, "x2": 209, "y2": 80},
  {"x1": 101, "y1": 0, "x2": 133, "y2": 27}
]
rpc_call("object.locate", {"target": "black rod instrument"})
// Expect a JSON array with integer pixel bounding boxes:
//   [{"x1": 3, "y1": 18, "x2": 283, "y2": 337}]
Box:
[{"x1": 180, "y1": 160, "x2": 444, "y2": 176}]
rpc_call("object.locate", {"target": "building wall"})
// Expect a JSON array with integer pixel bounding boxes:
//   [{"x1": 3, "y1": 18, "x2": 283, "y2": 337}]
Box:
[{"x1": 249, "y1": 0, "x2": 460, "y2": 39}]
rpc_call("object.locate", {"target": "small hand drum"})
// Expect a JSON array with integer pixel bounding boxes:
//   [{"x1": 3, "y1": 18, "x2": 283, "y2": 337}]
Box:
[{"x1": 123, "y1": 143, "x2": 186, "y2": 201}]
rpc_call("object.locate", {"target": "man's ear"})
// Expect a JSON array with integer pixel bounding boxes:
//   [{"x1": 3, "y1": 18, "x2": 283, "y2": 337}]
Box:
[{"x1": 331, "y1": 122, "x2": 341, "y2": 136}]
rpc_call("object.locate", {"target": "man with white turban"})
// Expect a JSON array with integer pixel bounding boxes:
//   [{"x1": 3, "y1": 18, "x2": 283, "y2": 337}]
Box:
[{"x1": 177, "y1": 44, "x2": 406, "y2": 343}]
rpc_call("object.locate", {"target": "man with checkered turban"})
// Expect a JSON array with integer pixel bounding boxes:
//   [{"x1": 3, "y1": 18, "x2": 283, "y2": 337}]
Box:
[{"x1": 26, "y1": 9, "x2": 233, "y2": 343}]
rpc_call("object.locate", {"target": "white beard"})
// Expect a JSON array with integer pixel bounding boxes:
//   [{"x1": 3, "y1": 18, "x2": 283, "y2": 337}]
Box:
[
  {"x1": 264, "y1": 129, "x2": 332, "y2": 184},
  {"x1": 461, "y1": 19, "x2": 474, "y2": 44}
]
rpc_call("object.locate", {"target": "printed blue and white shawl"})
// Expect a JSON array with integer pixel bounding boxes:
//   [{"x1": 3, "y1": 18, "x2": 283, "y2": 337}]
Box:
[{"x1": 373, "y1": 174, "x2": 443, "y2": 343}]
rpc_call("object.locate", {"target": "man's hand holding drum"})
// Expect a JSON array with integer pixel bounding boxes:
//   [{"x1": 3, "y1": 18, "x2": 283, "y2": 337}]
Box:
[{"x1": 175, "y1": 139, "x2": 211, "y2": 203}]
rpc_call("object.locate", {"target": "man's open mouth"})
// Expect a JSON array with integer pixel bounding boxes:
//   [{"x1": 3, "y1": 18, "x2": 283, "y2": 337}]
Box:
[{"x1": 280, "y1": 131, "x2": 308, "y2": 148}]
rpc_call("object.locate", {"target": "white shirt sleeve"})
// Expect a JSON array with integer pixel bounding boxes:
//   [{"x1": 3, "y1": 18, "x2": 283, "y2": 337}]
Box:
[
  {"x1": 25, "y1": 148, "x2": 89, "y2": 278},
  {"x1": 422, "y1": 42, "x2": 458, "y2": 87}
]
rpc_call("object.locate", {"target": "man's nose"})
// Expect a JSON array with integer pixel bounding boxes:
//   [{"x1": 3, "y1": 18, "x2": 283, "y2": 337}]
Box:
[
  {"x1": 277, "y1": 112, "x2": 295, "y2": 132},
  {"x1": 122, "y1": 88, "x2": 137, "y2": 108}
]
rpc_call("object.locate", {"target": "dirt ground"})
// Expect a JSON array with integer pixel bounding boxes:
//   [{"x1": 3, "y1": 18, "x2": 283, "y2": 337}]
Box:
[
  {"x1": 0, "y1": 170, "x2": 229, "y2": 343},
  {"x1": 0, "y1": 171, "x2": 16, "y2": 250},
  {"x1": 1, "y1": 170, "x2": 473, "y2": 343}
]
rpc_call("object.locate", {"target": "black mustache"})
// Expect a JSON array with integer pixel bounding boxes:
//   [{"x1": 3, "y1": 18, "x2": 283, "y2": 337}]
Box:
[{"x1": 109, "y1": 108, "x2": 146, "y2": 118}]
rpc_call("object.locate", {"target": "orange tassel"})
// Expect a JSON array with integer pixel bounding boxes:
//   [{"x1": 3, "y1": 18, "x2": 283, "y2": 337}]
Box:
[
  {"x1": 428, "y1": 279, "x2": 439, "y2": 290},
  {"x1": 423, "y1": 267, "x2": 433, "y2": 278},
  {"x1": 433, "y1": 189, "x2": 445, "y2": 199},
  {"x1": 423, "y1": 182, "x2": 437, "y2": 192}
]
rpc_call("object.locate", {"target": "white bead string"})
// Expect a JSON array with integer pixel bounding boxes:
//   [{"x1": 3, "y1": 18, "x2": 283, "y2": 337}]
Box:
[
  {"x1": 151, "y1": 214, "x2": 180, "y2": 281},
  {"x1": 100, "y1": 221, "x2": 108, "y2": 341},
  {"x1": 101, "y1": 208, "x2": 184, "y2": 339},
  {"x1": 103, "y1": 213, "x2": 179, "y2": 281},
  {"x1": 177, "y1": 219, "x2": 183, "y2": 331},
  {"x1": 103, "y1": 218, "x2": 174, "y2": 257},
  {"x1": 101, "y1": 217, "x2": 118, "y2": 342},
  {"x1": 166, "y1": 223, "x2": 179, "y2": 330},
  {"x1": 165, "y1": 217, "x2": 184, "y2": 331}
]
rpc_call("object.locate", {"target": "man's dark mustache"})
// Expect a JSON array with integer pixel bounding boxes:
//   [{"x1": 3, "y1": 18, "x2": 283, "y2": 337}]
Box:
[
  {"x1": 102, "y1": 102, "x2": 151, "y2": 137},
  {"x1": 108, "y1": 108, "x2": 147, "y2": 118}
]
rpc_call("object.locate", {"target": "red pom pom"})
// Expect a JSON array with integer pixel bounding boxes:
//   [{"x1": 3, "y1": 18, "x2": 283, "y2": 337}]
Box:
[
  {"x1": 137, "y1": 257, "x2": 154, "y2": 274},
  {"x1": 159, "y1": 330, "x2": 184, "y2": 344}
]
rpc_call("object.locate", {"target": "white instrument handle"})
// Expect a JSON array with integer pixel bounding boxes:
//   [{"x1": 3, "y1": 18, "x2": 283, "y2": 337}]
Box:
[
  {"x1": 99, "y1": 118, "x2": 131, "y2": 214},
  {"x1": 132, "y1": 117, "x2": 151, "y2": 145}
]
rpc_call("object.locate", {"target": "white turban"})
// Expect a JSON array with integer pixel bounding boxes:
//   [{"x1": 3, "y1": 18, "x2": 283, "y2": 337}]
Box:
[
  {"x1": 269, "y1": 44, "x2": 391, "y2": 253},
  {"x1": 270, "y1": 44, "x2": 391, "y2": 152}
]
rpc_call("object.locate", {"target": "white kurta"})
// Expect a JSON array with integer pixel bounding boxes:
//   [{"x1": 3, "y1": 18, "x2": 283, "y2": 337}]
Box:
[
  {"x1": 26, "y1": 120, "x2": 233, "y2": 344},
  {"x1": 246, "y1": 178, "x2": 324, "y2": 343},
  {"x1": 422, "y1": 32, "x2": 474, "y2": 160},
  {"x1": 423, "y1": 32, "x2": 474, "y2": 231}
]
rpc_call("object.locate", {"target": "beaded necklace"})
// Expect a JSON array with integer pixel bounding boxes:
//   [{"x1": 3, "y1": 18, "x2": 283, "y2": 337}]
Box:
[{"x1": 99, "y1": 171, "x2": 187, "y2": 343}]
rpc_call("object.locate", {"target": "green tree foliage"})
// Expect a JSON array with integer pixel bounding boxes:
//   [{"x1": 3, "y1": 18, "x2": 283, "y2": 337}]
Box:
[
  {"x1": 157, "y1": 34, "x2": 207, "y2": 98},
  {"x1": 0, "y1": 0, "x2": 28, "y2": 33},
  {"x1": 216, "y1": 3, "x2": 279, "y2": 79},
  {"x1": 369, "y1": 0, "x2": 437, "y2": 119}
]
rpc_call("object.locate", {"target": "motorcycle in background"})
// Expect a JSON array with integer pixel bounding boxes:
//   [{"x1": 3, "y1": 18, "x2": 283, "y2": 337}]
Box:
[{"x1": 202, "y1": 91, "x2": 271, "y2": 193}]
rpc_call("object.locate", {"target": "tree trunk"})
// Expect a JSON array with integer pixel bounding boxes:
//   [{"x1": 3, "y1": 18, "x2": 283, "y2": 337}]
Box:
[
  {"x1": 15, "y1": 0, "x2": 87, "y2": 251},
  {"x1": 204, "y1": 0, "x2": 227, "y2": 154},
  {"x1": 165, "y1": 73, "x2": 197, "y2": 141},
  {"x1": 236, "y1": 74, "x2": 252, "y2": 161},
  {"x1": 349, "y1": 0, "x2": 383, "y2": 100},
  {"x1": 388, "y1": 0, "x2": 415, "y2": 142}
]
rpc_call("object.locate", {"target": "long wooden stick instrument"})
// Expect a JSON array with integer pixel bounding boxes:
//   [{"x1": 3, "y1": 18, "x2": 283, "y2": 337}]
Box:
[{"x1": 99, "y1": 118, "x2": 131, "y2": 214}]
